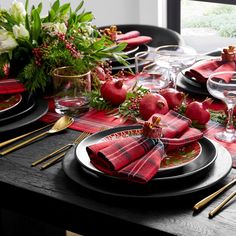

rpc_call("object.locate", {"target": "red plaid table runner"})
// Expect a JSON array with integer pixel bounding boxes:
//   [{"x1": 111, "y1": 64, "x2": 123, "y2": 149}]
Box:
[
  {"x1": 0, "y1": 78, "x2": 26, "y2": 94},
  {"x1": 86, "y1": 111, "x2": 202, "y2": 184},
  {"x1": 40, "y1": 101, "x2": 236, "y2": 168}
]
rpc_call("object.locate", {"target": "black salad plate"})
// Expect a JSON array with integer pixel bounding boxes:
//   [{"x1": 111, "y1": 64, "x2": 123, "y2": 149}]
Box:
[
  {"x1": 62, "y1": 139, "x2": 232, "y2": 198},
  {"x1": 0, "y1": 98, "x2": 48, "y2": 133}
]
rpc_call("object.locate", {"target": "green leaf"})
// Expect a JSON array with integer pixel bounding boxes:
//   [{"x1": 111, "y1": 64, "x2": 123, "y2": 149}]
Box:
[
  {"x1": 31, "y1": 9, "x2": 41, "y2": 43},
  {"x1": 51, "y1": 0, "x2": 60, "y2": 12},
  {"x1": 59, "y1": 3, "x2": 70, "y2": 16},
  {"x1": 75, "y1": 0, "x2": 84, "y2": 12},
  {"x1": 25, "y1": 13, "x2": 30, "y2": 32},
  {"x1": 103, "y1": 43, "x2": 128, "y2": 53},
  {"x1": 25, "y1": 0, "x2": 29, "y2": 12},
  {"x1": 49, "y1": 8, "x2": 56, "y2": 22},
  {"x1": 79, "y1": 12, "x2": 94, "y2": 22},
  {"x1": 91, "y1": 38, "x2": 106, "y2": 50},
  {"x1": 37, "y1": 2, "x2": 43, "y2": 14}
]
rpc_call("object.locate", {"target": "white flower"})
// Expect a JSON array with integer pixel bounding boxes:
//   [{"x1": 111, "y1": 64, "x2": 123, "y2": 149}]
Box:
[
  {"x1": 42, "y1": 22, "x2": 67, "y2": 36},
  {"x1": 13, "y1": 24, "x2": 29, "y2": 40},
  {"x1": 54, "y1": 23, "x2": 67, "y2": 34},
  {"x1": 0, "y1": 29, "x2": 18, "y2": 55},
  {"x1": 9, "y1": 0, "x2": 26, "y2": 24}
]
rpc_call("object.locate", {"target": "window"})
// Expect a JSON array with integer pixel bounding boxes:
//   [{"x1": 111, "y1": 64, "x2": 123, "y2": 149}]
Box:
[{"x1": 167, "y1": 0, "x2": 236, "y2": 53}]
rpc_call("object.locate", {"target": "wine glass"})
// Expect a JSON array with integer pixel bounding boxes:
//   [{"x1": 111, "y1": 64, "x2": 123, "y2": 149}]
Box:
[
  {"x1": 155, "y1": 45, "x2": 197, "y2": 89},
  {"x1": 207, "y1": 71, "x2": 236, "y2": 143},
  {"x1": 134, "y1": 51, "x2": 170, "y2": 92}
]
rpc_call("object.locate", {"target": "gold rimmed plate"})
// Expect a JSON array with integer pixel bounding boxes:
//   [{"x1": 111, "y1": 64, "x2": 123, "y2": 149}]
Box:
[
  {"x1": 0, "y1": 93, "x2": 22, "y2": 114},
  {"x1": 75, "y1": 125, "x2": 217, "y2": 184}
]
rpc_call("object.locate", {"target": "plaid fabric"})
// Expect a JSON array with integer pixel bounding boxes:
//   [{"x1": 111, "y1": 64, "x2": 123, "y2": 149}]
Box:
[
  {"x1": 41, "y1": 109, "x2": 134, "y2": 133},
  {"x1": 149, "y1": 110, "x2": 192, "y2": 138},
  {"x1": 41, "y1": 99, "x2": 236, "y2": 169},
  {"x1": 118, "y1": 143, "x2": 164, "y2": 184},
  {"x1": 0, "y1": 79, "x2": 26, "y2": 94},
  {"x1": 86, "y1": 110, "x2": 203, "y2": 184},
  {"x1": 184, "y1": 60, "x2": 236, "y2": 84},
  {"x1": 88, "y1": 137, "x2": 159, "y2": 171},
  {"x1": 88, "y1": 138, "x2": 163, "y2": 184},
  {"x1": 161, "y1": 127, "x2": 203, "y2": 151}
]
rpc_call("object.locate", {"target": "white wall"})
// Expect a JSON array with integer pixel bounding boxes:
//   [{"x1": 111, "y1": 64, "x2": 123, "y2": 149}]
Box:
[{"x1": 0, "y1": 0, "x2": 163, "y2": 27}]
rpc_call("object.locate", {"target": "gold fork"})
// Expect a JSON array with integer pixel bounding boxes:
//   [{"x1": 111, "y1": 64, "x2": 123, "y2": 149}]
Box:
[
  {"x1": 31, "y1": 132, "x2": 90, "y2": 169},
  {"x1": 193, "y1": 177, "x2": 236, "y2": 211},
  {"x1": 208, "y1": 190, "x2": 236, "y2": 218}
]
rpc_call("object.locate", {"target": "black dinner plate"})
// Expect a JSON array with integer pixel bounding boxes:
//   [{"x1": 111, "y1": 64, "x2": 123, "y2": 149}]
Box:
[
  {"x1": 62, "y1": 140, "x2": 232, "y2": 198},
  {"x1": 0, "y1": 98, "x2": 48, "y2": 133},
  {"x1": 0, "y1": 93, "x2": 36, "y2": 125},
  {"x1": 75, "y1": 125, "x2": 217, "y2": 184},
  {"x1": 177, "y1": 72, "x2": 210, "y2": 96}
]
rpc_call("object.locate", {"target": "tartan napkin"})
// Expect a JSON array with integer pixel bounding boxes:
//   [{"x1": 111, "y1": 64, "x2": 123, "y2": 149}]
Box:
[
  {"x1": 184, "y1": 59, "x2": 236, "y2": 84},
  {"x1": 0, "y1": 78, "x2": 26, "y2": 94},
  {"x1": 86, "y1": 110, "x2": 203, "y2": 184}
]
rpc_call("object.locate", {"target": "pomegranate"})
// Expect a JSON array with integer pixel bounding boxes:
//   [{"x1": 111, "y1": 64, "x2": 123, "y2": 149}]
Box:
[
  {"x1": 100, "y1": 79, "x2": 127, "y2": 106},
  {"x1": 159, "y1": 88, "x2": 185, "y2": 110},
  {"x1": 185, "y1": 98, "x2": 213, "y2": 125},
  {"x1": 139, "y1": 93, "x2": 169, "y2": 120}
]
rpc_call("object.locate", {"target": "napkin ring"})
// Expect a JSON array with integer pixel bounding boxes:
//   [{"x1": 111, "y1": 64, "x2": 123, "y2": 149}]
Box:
[{"x1": 142, "y1": 116, "x2": 162, "y2": 139}]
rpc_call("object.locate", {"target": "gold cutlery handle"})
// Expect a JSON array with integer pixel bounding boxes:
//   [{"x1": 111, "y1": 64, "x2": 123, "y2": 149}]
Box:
[
  {"x1": 40, "y1": 152, "x2": 66, "y2": 170},
  {"x1": 0, "y1": 123, "x2": 53, "y2": 148},
  {"x1": 193, "y1": 178, "x2": 236, "y2": 211},
  {"x1": 209, "y1": 191, "x2": 236, "y2": 218},
  {"x1": 31, "y1": 143, "x2": 72, "y2": 167},
  {"x1": 0, "y1": 131, "x2": 48, "y2": 156}
]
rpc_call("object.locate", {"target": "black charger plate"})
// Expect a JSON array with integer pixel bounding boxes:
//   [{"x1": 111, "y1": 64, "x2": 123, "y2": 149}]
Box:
[
  {"x1": 0, "y1": 98, "x2": 48, "y2": 133},
  {"x1": 62, "y1": 140, "x2": 232, "y2": 198}
]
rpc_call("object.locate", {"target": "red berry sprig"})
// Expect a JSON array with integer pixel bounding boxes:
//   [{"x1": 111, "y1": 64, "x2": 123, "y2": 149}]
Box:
[{"x1": 57, "y1": 33, "x2": 80, "y2": 58}]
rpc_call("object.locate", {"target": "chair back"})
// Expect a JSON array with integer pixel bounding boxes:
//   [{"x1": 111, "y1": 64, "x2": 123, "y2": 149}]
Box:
[{"x1": 99, "y1": 24, "x2": 185, "y2": 47}]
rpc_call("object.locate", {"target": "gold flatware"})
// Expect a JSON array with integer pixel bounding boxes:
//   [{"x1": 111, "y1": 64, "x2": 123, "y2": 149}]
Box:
[
  {"x1": 209, "y1": 191, "x2": 236, "y2": 218},
  {"x1": 31, "y1": 131, "x2": 90, "y2": 167},
  {"x1": 0, "y1": 123, "x2": 54, "y2": 148},
  {"x1": 0, "y1": 116, "x2": 74, "y2": 156},
  {"x1": 193, "y1": 177, "x2": 236, "y2": 211},
  {"x1": 40, "y1": 152, "x2": 67, "y2": 170}
]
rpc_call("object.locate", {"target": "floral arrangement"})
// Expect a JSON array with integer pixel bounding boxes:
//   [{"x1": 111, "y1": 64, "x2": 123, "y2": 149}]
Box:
[{"x1": 0, "y1": 0, "x2": 127, "y2": 92}]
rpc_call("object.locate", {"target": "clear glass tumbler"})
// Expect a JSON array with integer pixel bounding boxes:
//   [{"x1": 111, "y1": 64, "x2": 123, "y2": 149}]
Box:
[{"x1": 52, "y1": 66, "x2": 91, "y2": 117}]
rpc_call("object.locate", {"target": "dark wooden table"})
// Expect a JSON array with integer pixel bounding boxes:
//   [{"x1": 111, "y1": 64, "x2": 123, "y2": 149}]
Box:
[{"x1": 0, "y1": 122, "x2": 236, "y2": 236}]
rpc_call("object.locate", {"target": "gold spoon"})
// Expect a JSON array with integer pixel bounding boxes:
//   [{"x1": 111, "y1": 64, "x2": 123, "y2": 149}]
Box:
[{"x1": 0, "y1": 116, "x2": 74, "y2": 156}]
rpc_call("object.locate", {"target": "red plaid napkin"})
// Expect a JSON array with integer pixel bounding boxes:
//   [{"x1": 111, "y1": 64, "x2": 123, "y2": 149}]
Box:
[
  {"x1": 0, "y1": 78, "x2": 26, "y2": 94},
  {"x1": 86, "y1": 110, "x2": 203, "y2": 184},
  {"x1": 185, "y1": 59, "x2": 236, "y2": 84}
]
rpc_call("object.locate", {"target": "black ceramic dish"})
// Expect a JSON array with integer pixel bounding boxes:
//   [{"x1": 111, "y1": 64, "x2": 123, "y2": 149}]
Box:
[
  {"x1": 0, "y1": 98, "x2": 48, "y2": 133},
  {"x1": 62, "y1": 140, "x2": 232, "y2": 199}
]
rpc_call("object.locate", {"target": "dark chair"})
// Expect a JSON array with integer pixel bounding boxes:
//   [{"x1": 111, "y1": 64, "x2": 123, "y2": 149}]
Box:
[{"x1": 99, "y1": 24, "x2": 185, "y2": 48}]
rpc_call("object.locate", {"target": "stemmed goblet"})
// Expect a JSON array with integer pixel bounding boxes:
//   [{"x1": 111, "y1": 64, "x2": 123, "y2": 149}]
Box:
[
  {"x1": 155, "y1": 45, "x2": 197, "y2": 89},
  {"x1": 207, "y1": 71, "x2": 236, "y2": 143}
]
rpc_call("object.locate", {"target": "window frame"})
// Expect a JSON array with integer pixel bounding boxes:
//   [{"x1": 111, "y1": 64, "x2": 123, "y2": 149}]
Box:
[{"x1": 167, "y1": 0, "x2": 236, "y2": 33}]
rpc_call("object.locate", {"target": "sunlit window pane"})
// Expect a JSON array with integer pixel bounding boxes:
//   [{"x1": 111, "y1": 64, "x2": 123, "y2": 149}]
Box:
[{"x1": 181, "y1": 0, "x2": 236, "y2": 53}]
